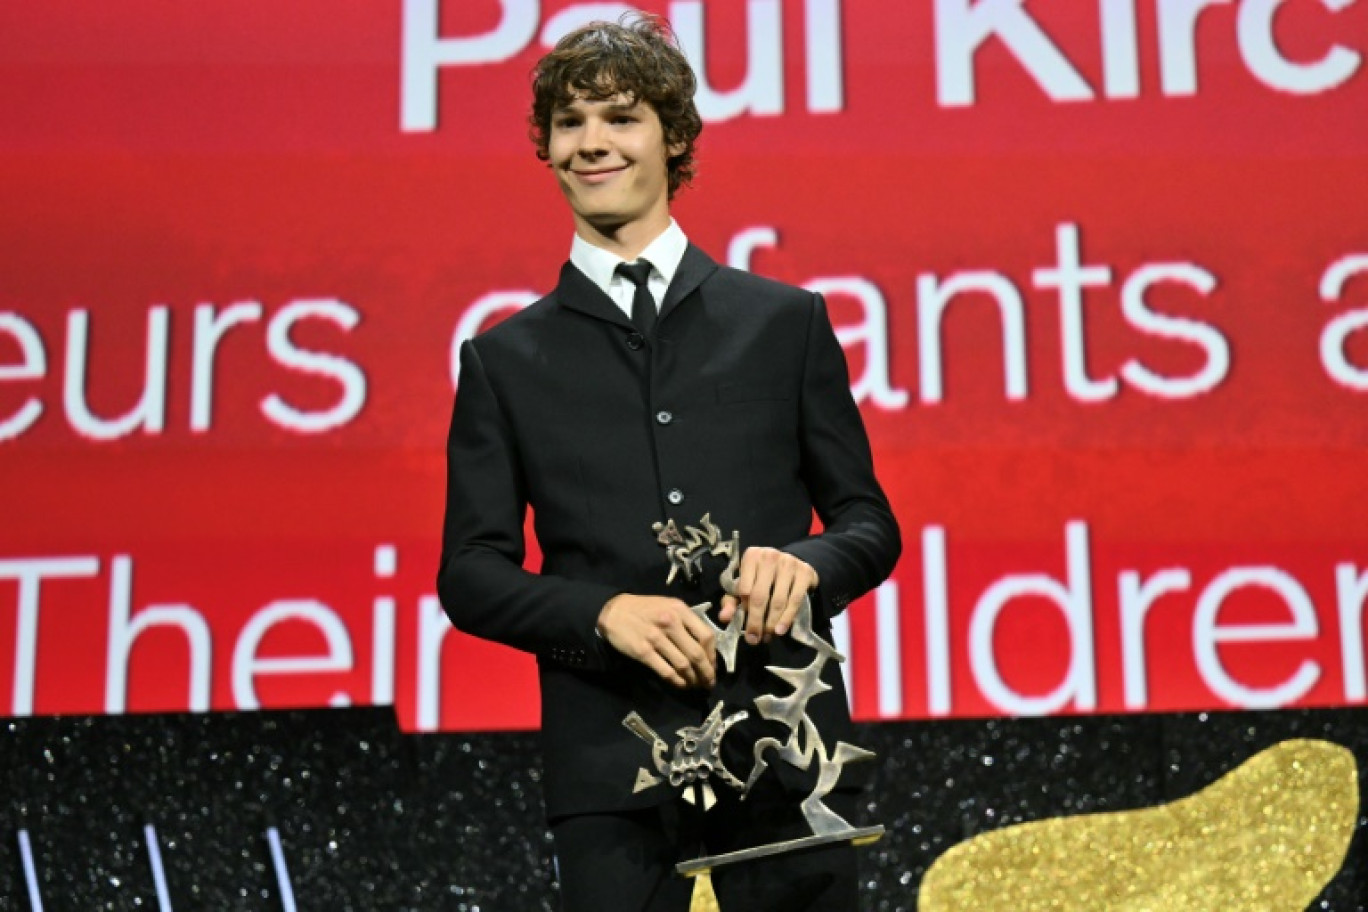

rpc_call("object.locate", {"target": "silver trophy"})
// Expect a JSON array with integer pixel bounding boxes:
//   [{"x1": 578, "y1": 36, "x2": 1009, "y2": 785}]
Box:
[{"x1": 622, "y1": 514, "x2": 884, "y2": 876}]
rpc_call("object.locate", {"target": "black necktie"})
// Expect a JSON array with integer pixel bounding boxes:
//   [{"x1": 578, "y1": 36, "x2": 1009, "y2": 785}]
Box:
[{"x1": 616, "y1": 260, "x2": 657, "y2": 336}]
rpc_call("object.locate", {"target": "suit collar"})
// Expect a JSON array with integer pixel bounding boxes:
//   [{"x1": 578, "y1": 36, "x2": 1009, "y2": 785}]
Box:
[
  {"x1": 555, "y1": 259, "x2": 633, "y2": 328},
  {"x1": 568, "y1": 219, "x2": 689, "y2": 300},
  {"x1": 556, "y1": 243, "x2": 718, "y2": 329},
  {"x1": 659, "y1": 244, "x2": 718, "y2": 324}
]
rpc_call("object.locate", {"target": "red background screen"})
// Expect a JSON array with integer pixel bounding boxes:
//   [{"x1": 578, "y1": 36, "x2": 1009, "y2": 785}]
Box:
[{"x1": 2, "y1": 0, "x2": 1366, "y2": 731}]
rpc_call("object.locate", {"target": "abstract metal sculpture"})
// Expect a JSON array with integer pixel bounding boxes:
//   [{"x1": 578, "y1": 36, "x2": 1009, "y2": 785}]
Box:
[{"x1": 624, "y1": 514, "x2": 884, "y2": 875}]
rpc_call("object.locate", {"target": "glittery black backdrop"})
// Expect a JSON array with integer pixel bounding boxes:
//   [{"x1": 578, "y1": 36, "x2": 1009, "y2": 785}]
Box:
[{"x1": 2, "y1": 708, "x2": 1364, "y2": 910}]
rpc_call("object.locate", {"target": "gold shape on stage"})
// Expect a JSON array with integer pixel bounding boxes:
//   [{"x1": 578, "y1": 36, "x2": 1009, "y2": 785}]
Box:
[
  {"x1": 919, "y1": 738, "x2": 1359, "y2": 912},
  {"x1": 688, "y1": 871, "x2": 721, "y2": 912}
]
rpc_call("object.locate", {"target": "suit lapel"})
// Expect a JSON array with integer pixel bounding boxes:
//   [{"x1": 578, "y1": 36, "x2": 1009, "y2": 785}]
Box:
[
  {"x1": 659, "y1": 244, "x2": 719, "y2": 326},
  {"x1": 554, "y1": 260, "x2": 633, "y2": 330}
]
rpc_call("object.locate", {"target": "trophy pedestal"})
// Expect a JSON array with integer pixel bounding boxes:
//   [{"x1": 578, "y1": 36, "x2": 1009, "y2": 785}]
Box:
[{"x1": 677, "y1": 825, "x2": 885, "y2": 877}]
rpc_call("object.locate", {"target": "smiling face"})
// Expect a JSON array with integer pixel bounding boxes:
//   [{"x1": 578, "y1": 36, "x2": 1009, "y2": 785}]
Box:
[{"x1": 548, "y1": 93, "x2": 685, "y2": 254}]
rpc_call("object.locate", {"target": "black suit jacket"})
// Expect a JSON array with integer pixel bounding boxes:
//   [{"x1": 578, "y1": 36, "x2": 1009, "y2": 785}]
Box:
[{"x1": 438, "y1": 244, "x2": 901, "y2": 819}]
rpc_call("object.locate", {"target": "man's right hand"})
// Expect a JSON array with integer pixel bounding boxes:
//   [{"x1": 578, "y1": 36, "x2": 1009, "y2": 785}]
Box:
[{"x1": 597, "y1": 594, "x2": 717, "y2": 689}]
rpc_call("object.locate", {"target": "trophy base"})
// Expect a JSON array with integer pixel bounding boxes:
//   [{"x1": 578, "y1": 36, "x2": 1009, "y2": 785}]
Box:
[{"x1": 677, "y1": 825, "x2": 885, "y2": 877}]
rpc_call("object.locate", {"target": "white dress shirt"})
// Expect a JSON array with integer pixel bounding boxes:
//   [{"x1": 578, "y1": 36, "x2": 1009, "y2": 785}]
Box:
[{"x1": 568, "y1": 220, "x2": 689, "y2": 319}]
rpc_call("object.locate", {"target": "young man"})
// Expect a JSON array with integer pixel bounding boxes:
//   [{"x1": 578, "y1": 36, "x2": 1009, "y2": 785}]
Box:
[{"x1": 438, "y1": 15, "x2": 900, "y2": 912}]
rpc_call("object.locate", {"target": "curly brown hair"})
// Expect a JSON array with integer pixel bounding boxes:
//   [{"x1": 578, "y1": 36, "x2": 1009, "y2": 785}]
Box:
[{"x1": 530, "y1": 14, "x2": 702, "y2": 198}]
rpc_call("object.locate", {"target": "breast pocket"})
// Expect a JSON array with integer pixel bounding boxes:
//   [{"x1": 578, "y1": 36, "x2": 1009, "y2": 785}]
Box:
[{"x1": 710, "y1": 382, "x2": 801, "y2": 512}]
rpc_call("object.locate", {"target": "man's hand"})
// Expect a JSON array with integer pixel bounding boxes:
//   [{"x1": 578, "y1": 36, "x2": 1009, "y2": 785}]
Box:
[
  {"x1": 719, "y1": 547, "x2": 819, "y2": 644},
  {"x1": 597, "y1": 594, "x2": 717, "y2": 688}
]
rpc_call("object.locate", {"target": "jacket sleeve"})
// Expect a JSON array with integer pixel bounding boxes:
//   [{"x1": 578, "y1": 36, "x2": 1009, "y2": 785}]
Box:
[
  {"x1": 781, "y1": 293, "x2": 902, "y2": 618},
  {"x1": 436, "y1": 339, "x2": 620, "y2": 671}
]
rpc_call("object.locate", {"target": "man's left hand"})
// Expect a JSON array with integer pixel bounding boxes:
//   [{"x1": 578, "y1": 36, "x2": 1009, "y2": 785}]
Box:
[{"x1": 719, "y1": 547, "x2": 819, "y2": 644}]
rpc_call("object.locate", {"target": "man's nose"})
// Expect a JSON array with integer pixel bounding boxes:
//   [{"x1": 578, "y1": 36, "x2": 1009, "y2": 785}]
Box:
[{"x1": 577, "y1": 118, "x2": 609, "y2": 157}]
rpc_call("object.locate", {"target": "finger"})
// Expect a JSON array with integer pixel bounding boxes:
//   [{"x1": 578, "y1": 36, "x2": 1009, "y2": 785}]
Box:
[
  {"x1": 643, "y1": 651, "x2": 689, "y2": 689},
  {"x1": 746, "y1": 604, "x2": 768, "y2": 645},
  {"x1": 774, "y1": 585, "x2": 807, "y2": 638},
  {"x1": 681, "y1": 607, "x2": 722, "y2": 669},
  {"x1": 719, "y1": 594, "x2": 737, "y2": 623},
  {"x1": 678, "y1": 610, "x2": 718, "y2": 684},
  {"x1": 747, "y1": 558, "x2": 777, "y2": 644},
  {"x1": 764, "y1": 569, "x2": 797, "y2": 640},
  {"x1": 735, "y1": 550, "x2": 760, "y2": 604},
  {"x1": 678, "y1": 605, "x2": 717, "y2": 653},
  {"x1": 747, "y1": 551, "x2": 778, "y2": 612},
  {"x1": 653, "y1": 633, "x2": 701, "y2": 688},
  {"x1": 665, "y1": 628, "x2": 708, "y2": 686},
  {"x1": 661, "y1": 604, "x2": 712, "y2": 684}
]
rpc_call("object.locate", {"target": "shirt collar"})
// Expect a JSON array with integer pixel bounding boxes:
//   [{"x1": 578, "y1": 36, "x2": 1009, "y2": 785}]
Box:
[{"x1": 569, "y1": 219, "x2": 689, "y2": 296}]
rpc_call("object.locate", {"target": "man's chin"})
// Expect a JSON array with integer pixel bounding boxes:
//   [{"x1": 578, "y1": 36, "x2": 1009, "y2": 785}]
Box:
[{"x1": 580, "y1": 212, "x2": 632, "y2": 234}]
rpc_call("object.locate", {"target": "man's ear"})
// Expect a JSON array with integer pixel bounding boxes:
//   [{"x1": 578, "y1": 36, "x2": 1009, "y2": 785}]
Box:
[{"x1": 667, "y1": 140, "x2": 687, "y2": 159}]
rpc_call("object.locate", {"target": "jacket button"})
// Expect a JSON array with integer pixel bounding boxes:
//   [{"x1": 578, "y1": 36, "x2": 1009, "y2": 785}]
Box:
[
  {"x1": 655, "y1": 410, "x2": 673, "y2": 425},
  {"x1": 667, "y1": 488, "x2": 684, "y2": 505},
  {"x1": 626, "y1": 332, "x2": 644, "y2": 350}
]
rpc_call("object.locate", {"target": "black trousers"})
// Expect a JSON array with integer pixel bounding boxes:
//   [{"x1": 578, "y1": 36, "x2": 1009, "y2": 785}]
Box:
[{"x1": 550, "y1": 786, "x2": 861, "y2": 912}]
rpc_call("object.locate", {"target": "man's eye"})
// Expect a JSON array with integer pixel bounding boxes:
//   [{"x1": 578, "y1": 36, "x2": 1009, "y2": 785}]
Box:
[{"x1": 555, "y1": 118, "x2": 579, "y2": 129}]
